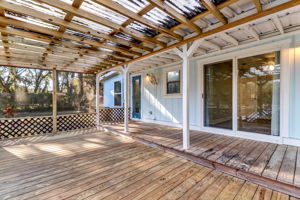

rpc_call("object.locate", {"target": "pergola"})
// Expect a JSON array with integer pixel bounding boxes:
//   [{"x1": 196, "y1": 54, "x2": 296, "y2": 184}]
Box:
[{"x1": 1, "y1": 0, "x2": 300, "y2": 149}]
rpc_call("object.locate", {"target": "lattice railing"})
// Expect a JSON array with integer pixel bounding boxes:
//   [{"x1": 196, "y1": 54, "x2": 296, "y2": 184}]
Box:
[
  {"x1": 57, "y1": 113, "x2": 96, "y2": 131},
  {"x1": 0, "y1": 107, "x2": 130, "y2": 139},
  {"x1": 99, "y1": 107, "x2": 129, "y2": 123},
  {"x1": 0, "y1": 116, "x2": 53, "y2": 139}
]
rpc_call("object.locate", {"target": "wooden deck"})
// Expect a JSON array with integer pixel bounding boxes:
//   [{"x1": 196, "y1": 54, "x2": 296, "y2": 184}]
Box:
[
  {"x1": 0, "y1": 130, "x2": 298, "y2": 200},
  {"x1": 103, "y1": 121, "x2": 300, "y2": 198}
]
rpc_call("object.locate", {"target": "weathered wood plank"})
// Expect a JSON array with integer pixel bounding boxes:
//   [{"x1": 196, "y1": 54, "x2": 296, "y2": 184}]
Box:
[
  {"x1": 293, "y1": 147, "x2": 300, "y2": 187},
  {"x1": 177, "y1": 170, "x2": 222, "y2": 200},
  {"x1": 234, "y1": 181, "x2": 258, "y2": 200},
  {"x1": 159, "y1": 167, "x2": 212, "y2": 200},
  {"x1": 252, "y1": 186, "x2": 273, "y2": 200},
  {"x1": 263, "y1": 145, "x2": 288, "y2": 180},
  {"x1": 215, "y1": 177, "x2": 245, "y2": 200},
  {"x1": 277, "y1": 146, "x2": 298, "y2": 184},
  {"x1": 249, "y1": 143, "x2": 278, "y2": 175}
]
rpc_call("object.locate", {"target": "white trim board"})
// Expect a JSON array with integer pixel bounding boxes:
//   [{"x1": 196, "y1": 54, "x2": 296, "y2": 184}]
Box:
[{"x1": 132, "y1": 118, "x2": 300, "y2": 146}]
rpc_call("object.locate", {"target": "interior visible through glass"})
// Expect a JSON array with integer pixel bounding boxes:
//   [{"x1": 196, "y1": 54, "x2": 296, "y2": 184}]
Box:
[
  {"x1": 238, "y1": 52, "x2": 280, "y2": 136},
  {"x1": 134, "y1": 78, "x2": 140, "y2": 114},
  {"x1": 204, "y1": 60, "x2": 233, "y2": 129}
]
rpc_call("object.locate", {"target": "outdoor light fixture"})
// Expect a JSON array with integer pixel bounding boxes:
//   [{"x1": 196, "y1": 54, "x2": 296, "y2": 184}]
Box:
[{"x1": 146, "y1": 73, "x2": 158, "y2": 85}]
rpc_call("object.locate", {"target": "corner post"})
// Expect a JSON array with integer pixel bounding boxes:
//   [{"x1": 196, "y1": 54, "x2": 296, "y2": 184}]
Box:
[
  {"x1": 96, "y1": 73, "x2": 101, "y2": 129},
  {"x1": 52, "y1": 68, "x2": 57, "y2": 133},
  {"x1": 122, "y1": 65, "x2": 130, "y2": 133}
]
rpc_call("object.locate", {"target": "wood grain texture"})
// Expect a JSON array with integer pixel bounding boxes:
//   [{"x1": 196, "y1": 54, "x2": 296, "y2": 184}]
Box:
[
  {"x1": 0, "y1": 128, "x2": 298, "y2": 200},
  {"x1": 104, "y1": 121, "x2": 300, "y2": 198}
]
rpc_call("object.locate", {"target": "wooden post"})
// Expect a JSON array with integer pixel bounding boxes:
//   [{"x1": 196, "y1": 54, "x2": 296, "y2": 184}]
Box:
[
  {"x1": 122, "y1": 65, "x2": 129, "y2": 133},
  {"x1": 96, "y1": 73, "x2": 101, "y2": 129},
  {"x1": 52, "y1": 68, "x2": 57, "y2": 133},
  {"x1": 174, "y1": 41, "x2": 202, "y2": 150}
]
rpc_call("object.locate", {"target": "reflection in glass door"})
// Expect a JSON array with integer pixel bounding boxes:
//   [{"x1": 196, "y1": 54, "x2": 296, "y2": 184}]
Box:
[
  {"x1": 203, "y1": 60, "x2": 233, "y2": 129},
  {"x1": 237, "y1": 52, "x2": 280, "y2": 135}
]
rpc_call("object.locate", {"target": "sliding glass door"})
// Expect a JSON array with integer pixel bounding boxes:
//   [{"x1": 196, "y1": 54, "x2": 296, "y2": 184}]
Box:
[
  {"x1": 203, "y1": 60, "x2": 233, "y2": 129},
  {"x1": 237, "y1": 52, "x2": 280, "y2": 136},
  {"x1": 201, "y1": 51, "x2": 281, "y2": 136}
]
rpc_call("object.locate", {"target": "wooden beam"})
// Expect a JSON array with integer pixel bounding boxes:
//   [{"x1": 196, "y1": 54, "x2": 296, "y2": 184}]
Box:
[
  {"x1": 253, "y1": 0, "x2": 262, "y2": 12},
  {"x1": 0, "y1": 0, "x2": 153, "y2": 52},
  {"x1": 272, "y1": 16, "x2": 284, "y2": 34},
  {"x1": 200, "y1": 0, "x2": 227, "y2": 24},
  {"x1": 92, "y1": 0, "x2": 182, "y2": 41},
  {"x1": 109, "y1": 0, "x2": 300, "y2": 71},
  {"x1": 220, "y1": 32, "x2": 239, "y2": 46},
  {"x1": 244, "y1": 25, "x2": 260, "y2": 40},
  {"x1": 0, "y1": 16, "x2": 142, "y2": 57},
  {"x1": 147, "y1": 0, "x2": 202, "y2": 33},
  {"x1": 34, "y1": 0, "x2": 166, "y2": 47}
]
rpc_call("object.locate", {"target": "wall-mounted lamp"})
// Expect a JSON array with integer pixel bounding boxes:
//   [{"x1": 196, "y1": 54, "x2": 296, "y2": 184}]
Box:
[{"x1": 146, "y1": 73, "x2": 158, "y2": 85}]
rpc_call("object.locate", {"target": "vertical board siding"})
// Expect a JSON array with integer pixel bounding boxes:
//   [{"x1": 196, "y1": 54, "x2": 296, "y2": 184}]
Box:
[
  {"x1": 140, "y1": 61, "x2": 200, "y2": 126},
  {"x1": 290, "y1": 35, "x2": 300, "y2": 139},
  {"x1": 103, "y1": 74, "x2": 124, "y2": 108}
]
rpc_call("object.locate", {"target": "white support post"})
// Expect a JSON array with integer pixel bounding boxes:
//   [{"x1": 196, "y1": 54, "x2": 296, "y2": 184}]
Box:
[
  {"x1": 182, "y1": 44, "x2": 190, "y2": 150},
  {"x1": 122, "y1": 65, "x2": 129, "y2": 133},
  {"x1": 174, "y1": 41, "x2": 201, "y2": 150},
  {"x1": 96, "y1": 73, "x2": 101, "y2": 129}
]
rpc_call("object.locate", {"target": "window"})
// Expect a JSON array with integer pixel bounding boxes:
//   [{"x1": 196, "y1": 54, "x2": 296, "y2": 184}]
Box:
[
  {"x1": 237, "y1": 51, "x2": 280, "y2": 136},
  {"x1": 114, "y1": 81, "x2": 122, "y2": 106},
  {"x1": 164, "y1": 67, "x2": 181, "y2": 96}
]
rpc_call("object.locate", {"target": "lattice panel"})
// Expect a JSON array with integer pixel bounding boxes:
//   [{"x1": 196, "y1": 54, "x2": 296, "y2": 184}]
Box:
[
  {"x1": 57, "y1": 113, "x2": 96, "y2": 132},
  {"x1": 99, "y1": 108, "x2": 130, "y2": 123},
  {"x1": 0, "y1": 117, "x2": 53, "y2": 139}
]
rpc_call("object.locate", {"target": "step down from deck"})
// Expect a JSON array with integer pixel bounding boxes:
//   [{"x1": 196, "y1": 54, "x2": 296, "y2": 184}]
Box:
[{"x1": 101, "y1": 123, "x2": 300, "y2": 198}]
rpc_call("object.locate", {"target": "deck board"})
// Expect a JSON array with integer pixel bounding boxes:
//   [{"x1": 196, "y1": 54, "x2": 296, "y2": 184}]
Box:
[
  {"x1": 0, "y1": 128, "x2": 299, "y2": 200},
  {"x1": 104, "y1": 121, "x2": 300, "y2": 198}
]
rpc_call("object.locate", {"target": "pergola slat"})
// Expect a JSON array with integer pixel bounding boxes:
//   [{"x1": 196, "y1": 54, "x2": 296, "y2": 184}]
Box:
[
  {"x1": 92, "y1": 0, "x2": 183, "y2": 41},
  {"x1": 33, "y1": 0, "x2": 167, "y2": 47},
  {"x1": 200, "y1": 0, "x2": 228, "y2": 24},
  {"x1": 147, "y1": 0, "x2": 202, "y2": 33},
  {"x1": 0, "y1": 0, "x2": 297, "y2": 72}
]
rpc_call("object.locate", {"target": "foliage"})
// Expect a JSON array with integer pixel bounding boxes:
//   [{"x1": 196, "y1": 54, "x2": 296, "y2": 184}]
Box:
[{"x1": 0, "y1": 66, "x2": 96, "y2": 118}]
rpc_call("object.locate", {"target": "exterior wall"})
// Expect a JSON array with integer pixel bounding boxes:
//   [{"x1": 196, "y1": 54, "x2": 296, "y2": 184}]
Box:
[
  {"x1": 140, "y1": 61, "x2": 200, "y2": 126},
  {"x1": 137, "y1": 33, "x2": 300, "y2": 141},
  {"x1": 103, "y1": 74, "x2": 123, "y2": 108},
  {"x1": 289, "y1": 35, "x2": 300, "y2": 139}
]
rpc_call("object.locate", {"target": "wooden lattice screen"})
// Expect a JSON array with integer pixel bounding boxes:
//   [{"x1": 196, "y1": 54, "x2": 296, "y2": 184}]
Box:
[
  {"x1": 0, "y1": 107, "x2": 130, "y2": 139},
  {"x1": 99, "y1": 107, "x2": 129, "y2": 123},
  {"x1": 57, "y1": 113, "x2": 96, "y2": 132},
  {"x1": 0, "y1": 116, "x2": 53, "y2": 139}
]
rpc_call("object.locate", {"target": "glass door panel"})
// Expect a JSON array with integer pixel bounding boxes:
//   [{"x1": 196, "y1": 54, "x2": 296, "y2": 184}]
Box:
[
  {"x1": 237, "y1": 52, "x2": 280, "y2": 135},
  {"x1": 132, "y1": 75, "x2": 141, "y2": 119},
  {"x1": 204, "y1": 60, "x2": 233, "y2": 129}
]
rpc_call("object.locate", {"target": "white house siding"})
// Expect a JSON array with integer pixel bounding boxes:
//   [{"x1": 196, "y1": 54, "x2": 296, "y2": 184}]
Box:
[
  {"x1": 138, "y1": 34, "x2": 300, "y2": 140},
  {"x1": 289, "y1": 35, "x2": 300, "y2": 139},
  {"x1": 103, "y1": 74, "x2": 123, "y2": 108},
  {"x1": 140, "y1": 59, "x2": 200, "y2": 126}
]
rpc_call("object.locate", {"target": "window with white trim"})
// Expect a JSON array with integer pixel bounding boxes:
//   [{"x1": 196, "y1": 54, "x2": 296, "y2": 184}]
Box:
[
  {"x1": 163, "y1": 66, "x2": 182, "y2": 97},
  {"x1": 114, "y1": 81, "x2": 122, "y2": 106}
]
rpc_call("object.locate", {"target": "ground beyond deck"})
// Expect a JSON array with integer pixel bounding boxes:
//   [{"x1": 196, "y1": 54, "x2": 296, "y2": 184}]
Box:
[
  {"x1": 0, "y1": 130, "x2": 298, "y2": 200},
  {"x1": 104, "y1": 121, "x2": 300, "y2": 198}
]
